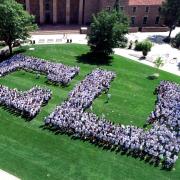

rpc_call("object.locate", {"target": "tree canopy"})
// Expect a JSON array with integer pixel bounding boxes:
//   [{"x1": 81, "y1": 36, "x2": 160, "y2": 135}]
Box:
[
  {"x1": 161, "y1": 0, "x2": 180, "y2": 40},
  {"x1": 0, "y1": 0, "x2": 37, "y2": 54},
  {"x1": 88, "y1": 9, "x2": 129, "y2": 58}
]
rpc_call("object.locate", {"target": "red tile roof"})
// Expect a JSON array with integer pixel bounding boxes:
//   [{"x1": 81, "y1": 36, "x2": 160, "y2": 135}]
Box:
[{"x1": 128, "y1": 0, "x2": 164, "y2": 6}]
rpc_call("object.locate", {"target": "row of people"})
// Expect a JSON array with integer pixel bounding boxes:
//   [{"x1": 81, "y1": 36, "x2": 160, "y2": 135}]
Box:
[
  {"x1": 46, "y1": 110, "x2": 179, "y2": 169},
  {"x1": 67, "y1": 69, "x2": 116, "y2": 110},
  {"x1": 45, "y1": 69, "x2": 115, "y2": 124},
  {"x1": 147, "y1": 81, "x2": 180, "y2": 132},
  {"x1": 0, "y1": 54, "x2": 79, "y2": 85},
  {"x1": 44, "y1": 71, "x2": 180, "y2": 168},
  {"x1": 0, "y1": 85, "x2": 52, "y2": 118}
]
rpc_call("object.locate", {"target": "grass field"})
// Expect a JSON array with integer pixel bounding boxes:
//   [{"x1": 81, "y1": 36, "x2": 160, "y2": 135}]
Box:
[
  {"x1": 0, "y1": 44, "x2": 179, "y2": 180},
  {"x1": 0, "y1": 45, "x2": 4, "y2": 50}
]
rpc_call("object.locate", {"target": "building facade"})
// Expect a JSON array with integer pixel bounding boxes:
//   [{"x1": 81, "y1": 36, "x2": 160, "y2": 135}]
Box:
[{"x1": 16, "y1": 0, "x2": 165, "y2": 31}]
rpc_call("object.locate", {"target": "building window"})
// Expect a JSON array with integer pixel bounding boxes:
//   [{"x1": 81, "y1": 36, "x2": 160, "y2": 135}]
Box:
[
  {"x1": 45, "y1": 3, "x2": 50, "y2": 11},
  {"x1": 158, "y1": 7, "x2": 161, "y2": 12},
  {"x1": 106, "y1": 6, "x2": 111, "y2": 11},
  {"x1": 133, "y1": 7, "x2": 136, "y2": 13},
  {"x1": 155, "y1": 16, "x2": 160, "y2": 24},
  {"x1": 120, "y1": 6, "x2": 124, "y2": 11},
  {"x1": 131, "y1": 17, "x2": 135, "y2": 25},
  {"x1": 145, "y1": 6, "x2": 149, "y2": 13},
  {"x1": 45, "y1": 12, "x2": 51, "y2": 23},
  {"x1": 143, "y1": 17, "x2": 148, "y2": 24},
  {"x1": 45, "y1": 0, "x2": 50, "y2": 11}
]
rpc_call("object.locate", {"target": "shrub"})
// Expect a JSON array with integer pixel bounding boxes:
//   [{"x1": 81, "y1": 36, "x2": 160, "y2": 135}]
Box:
[
  {"x1": 154, "y1": 57, "x2": 164, "y2": 69},
  {"x1": 135, "y1": 40, "x2": 153, "y2": 57},
  {"x1": 135, "y1": 40, "x2": 138, "y2": 44},
  {"x1": 135, "y1": 41, "x2": 143, "y2": 51},
  {"x1": 152, "y1": 57, "x2": 164, "y2": 78},
  {"x1": 128, "y1": 40, "x2": 133, "y2": 49},
  {"x1": 148, "y1": 73, "x2": 159, "y2": 80},
  {"x1": 0, "y1": 41, "x2": 5, "y2": 47},
  {"x1": 135, "y1": 40, "x2": 153, "y2": 52},
  {"x1": 172, "y1": 32, "x2": 180, "y2": 49}
]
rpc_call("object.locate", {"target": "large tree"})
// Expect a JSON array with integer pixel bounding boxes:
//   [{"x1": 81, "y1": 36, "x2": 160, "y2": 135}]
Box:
[
  {"x1": 0, "y1": 0, "x2": 37, "y2": 54},
  {"x1": 88, "y1": 9, "x2": 129, "y2": 57},
  {"x1": 161, "y1": 0, "x2": 180, "y2": 41}
]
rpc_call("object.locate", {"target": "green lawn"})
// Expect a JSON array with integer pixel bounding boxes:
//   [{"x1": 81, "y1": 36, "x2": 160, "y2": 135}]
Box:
[
  {"x1": 0, "y1": 45, "x2": 4, "y2": 49},
  {"x1": 0, "y1": 44, "x2": 179, "y2": 180}
]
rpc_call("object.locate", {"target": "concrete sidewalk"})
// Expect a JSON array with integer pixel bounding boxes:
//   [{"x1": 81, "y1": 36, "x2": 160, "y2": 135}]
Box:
[
  {"x1": 30, "y1": 34, "x2": 87, "y2": 45},
  {"x1": 0, "y1": 46, "x2": 9, "y2": 57},
  {"x1": 0, "y1": 169, "x2": 20, "y2": 180},
  {"x1": 114, "y1": 48, "x2": 180, "y2": 76}
]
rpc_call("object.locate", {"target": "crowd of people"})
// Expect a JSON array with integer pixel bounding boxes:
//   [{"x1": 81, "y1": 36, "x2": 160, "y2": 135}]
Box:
[
  {"x1": 47, "y1": 111, "x2": 179, "y2": 168},
  {"x1": 67, "y1": 69, "x2": 116, "y2": 110},
  {"x1": 0, "y1": 54, "x2": 179, "y2": 169},
  {"x1": 45, "y1": 68, "x2": 116, "y2": 124},
  {"x1": 0, "y1": 85, "x2": 52, "y2": 118},
  {"x1": 0, "y1": 54, "x2": 79, "y2": 85},
  {"x1": 143, "y1": 123, "x2": 179, "y2": 168},
  {"x1": 45, "y1": 71, "x2": 180, "y2": 169},
  {"x1": 147, "y1": 81, "x2": 180, "y2": 131}
]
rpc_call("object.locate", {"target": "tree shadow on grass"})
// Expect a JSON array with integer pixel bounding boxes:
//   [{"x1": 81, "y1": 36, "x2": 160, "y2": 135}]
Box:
[
  {"x1": 76, "y1": 52, "x2": 113, "y2": 66},
  {"x1": 0, "y1": 46, "x2": 27, "y2": 62}
]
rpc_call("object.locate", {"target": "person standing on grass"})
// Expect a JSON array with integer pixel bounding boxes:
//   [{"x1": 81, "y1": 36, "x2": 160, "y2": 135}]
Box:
[{"x1": 106, "y1": 93, "x2": 111, "y2": 103}]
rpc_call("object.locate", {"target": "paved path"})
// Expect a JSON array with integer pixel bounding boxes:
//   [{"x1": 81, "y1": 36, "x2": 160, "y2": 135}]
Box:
[
  {"x1": 0, "y1": 169, "x2": 20, "y2": 180},
  {"x1": 114, "y1": 48, "x2": 180, "y2": 76},
  {"x1": 0, "y1": 46, "x2": 9, "y2": 55},
  {"x1": 114, "y1": 28, "x2": 180, "y2": 76},
  {"x1": 30, "y1": 34, "x2": 87, "y2": 45}
]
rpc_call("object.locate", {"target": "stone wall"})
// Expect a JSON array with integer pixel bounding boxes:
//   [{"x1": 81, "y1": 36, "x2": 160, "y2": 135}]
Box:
[
  {"x1": 15, "y1": 0, "x2": 165, "y2": 29},
  {"x1": 29, "y1": 0, "x2": 40, "y2": 23},
  {"x1": 70, "y1": 0, "x2": 79, "y2": 24},
  {"x1": 57, "y1": 0, "x2": 66, "y2": 24},
  {"x1": 83, "y1": 0, "x2": 99, "y2": 25}
]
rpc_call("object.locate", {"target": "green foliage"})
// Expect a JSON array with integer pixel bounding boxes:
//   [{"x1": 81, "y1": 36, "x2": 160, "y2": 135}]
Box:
[
  {"x1": 148, "y1": 73, "x2": 160, "y2": 80},
  {"x1": 161, "y1": 0, "x2": 180, "y2": 39},
  {"x1": 135, "y1": 42, "x2": 144, "y2": 51},
  {"x1": 128, "y1": 40, "x2": 133, "y2": 49},
  {"x1": 135, "y1": 40, "x2": 153, "y2": 57},
  {"x1": 0, "y1": 0, "x2": 37, "y2": 54},
  {"x1": 88, "y1": 10, "x2": 129, "y2": 58},
  {"x1": 0, "y1": 41, "x2": 6, "y2": 49},
  {"x1": 172, "y1": 32, "x2": 180, "y2": 49},
  {"x1": 154, "y1": 57, "x2": 164, "y2": 69}
]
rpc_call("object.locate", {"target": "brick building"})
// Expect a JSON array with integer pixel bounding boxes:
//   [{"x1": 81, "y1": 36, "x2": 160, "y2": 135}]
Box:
[{"x1": 16, "y1": 0, "x2": 167, "y2": 31}]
